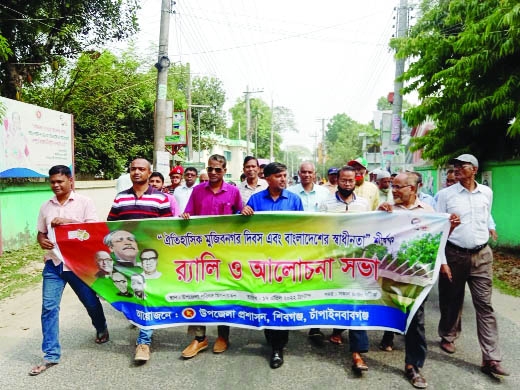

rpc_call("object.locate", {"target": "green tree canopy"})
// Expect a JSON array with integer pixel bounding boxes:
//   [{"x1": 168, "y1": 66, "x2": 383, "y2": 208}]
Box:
[
  {"x1": 393, "y1": 0, "x2": 520, "y2": 165},
  {"x1": 324, "y1": 113, "x2": 371, "y2": 168},
  {"x1": 0, "y1": 0, "x2": 140, "y2": 100}
]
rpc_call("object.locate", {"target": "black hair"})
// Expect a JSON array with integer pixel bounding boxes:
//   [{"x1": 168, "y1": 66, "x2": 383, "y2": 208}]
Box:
[
  {"x1": 185, "y1": 167, "x2": 198, "y2": 175},
  {"x1": 243, "y1": 155, "x2": 259, "y2": 167},
  {"x1": 49, "y1": 165, "x2": 72, "y2": 177},
  {"x1": 263, "y1": 162, "x2": 287, "y2": 177},
  {"x1": 150, "y1": 171, "x2": 165, "y2": 183}
]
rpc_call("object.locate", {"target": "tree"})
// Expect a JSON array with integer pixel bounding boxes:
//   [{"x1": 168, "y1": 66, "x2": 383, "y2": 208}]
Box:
[
  {"x1": 0, "y1": 0, "x2": 139, "y2": 100},
  {"x1": 324, "y1": 113, "x2": 370, "y2": 168},
  {"x1": 392, "y1": 0, "x2": 520, "y2": 165},
  {"x1": 190, "y1": 76, "x2": 227, "y2": 153},
  {"x1": 376, "y1": 95, "x2": 414, "y2": 111},
  {"x1": 228, "y1": 98, "x2": 285, "y2": 160},
  {"x1": 23, "y1": 49, "x2": 190, "y2": 178}
]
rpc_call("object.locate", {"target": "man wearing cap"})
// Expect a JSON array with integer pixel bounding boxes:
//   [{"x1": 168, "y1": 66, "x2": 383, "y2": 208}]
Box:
[
  {"x1": 436, "y1": 154, "x2": 508, "y2": 377},
  {"x1": 288, "y1": 161, "x2": 330, "y2": 212},
  {"x1": 167, "y1": 165, "x2": 184, "y2": 193},
  {"x1": 323, "y1": 167, "x2": 339, "y2": 194},
  {"x1": 374, "y1": 169, "x2": 393, "y2": 204},
  {"x1": 347, "y1": 157, "x2": 380, "y2": 210},
  {"x1": 239, "y1": 156, "x2": 268, "y2": 206}
]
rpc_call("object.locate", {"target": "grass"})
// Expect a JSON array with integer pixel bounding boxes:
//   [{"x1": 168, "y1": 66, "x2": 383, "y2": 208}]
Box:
[{"x1": 0, "y1": 243, "x2": 43, "y2": 300}]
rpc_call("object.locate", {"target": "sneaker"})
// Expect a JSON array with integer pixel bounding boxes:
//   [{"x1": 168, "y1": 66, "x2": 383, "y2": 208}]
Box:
[{"x1": 135, "y1": 344, "x2": 150, "y2": 361}]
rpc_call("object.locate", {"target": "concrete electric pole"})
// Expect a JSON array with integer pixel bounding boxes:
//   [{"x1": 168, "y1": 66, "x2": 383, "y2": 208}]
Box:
[
  {"x1": 243, "y1": 86, "x2": 263, "y2": 156},
  {"x1": 153, "y1": 0, "x2": 172, "y2": 168},
  {"x1": 391, "y1": 0, "x2": 410, "y2": 145}
]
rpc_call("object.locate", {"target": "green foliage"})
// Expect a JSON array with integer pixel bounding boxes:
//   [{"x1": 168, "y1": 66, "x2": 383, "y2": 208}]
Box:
[
  {"x1": 0, "y1": 34, "x2": 12, "y2": 62},
  {"x1": 376, "y1": 95, "x2": 414, "y2": 111},
  {"x1": 228, "y1": 98, "x2": 286, "y2": 160},
  {"x1": 324, "y1": 113, "x2": 369, "y2": 167},
  {"x1": 395, "y1": 233, "x2": 442, "y2": 267},
  {"x1": 392, "y1": 0, "x2": 520, "y2": 165},
  {"x1": 363, "y1": 244, "x2": 389, "y2": 260},
  {"x1": 0, "y1": 0, "x2": 140, "y2": 99}
]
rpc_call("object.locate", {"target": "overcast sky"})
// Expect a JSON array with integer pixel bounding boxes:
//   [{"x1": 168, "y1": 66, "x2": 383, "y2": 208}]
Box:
[{"x1": 119, "y1": 0, "x2": 413, "y2": 149}]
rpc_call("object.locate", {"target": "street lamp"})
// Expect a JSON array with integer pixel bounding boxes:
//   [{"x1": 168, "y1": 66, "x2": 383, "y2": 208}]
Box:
[{"x1": 188, "y1": 104, "x2": 212, "y2": 163}]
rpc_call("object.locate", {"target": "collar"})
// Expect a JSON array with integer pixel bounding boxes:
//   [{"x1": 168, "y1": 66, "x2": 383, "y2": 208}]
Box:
[
  {"x1": 334, "y1": 191, "x2": 357, "y2": 205},
  {"x1": 50, "y1": 191, "x2": 76, "y2": 205}
]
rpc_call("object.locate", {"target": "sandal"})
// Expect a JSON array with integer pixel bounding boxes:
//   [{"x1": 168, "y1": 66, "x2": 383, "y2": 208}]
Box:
[
  {"x1": 95, "y1": 328, "x2": 109, "y2": 344},
  {"x1": 29, "y1": 362, "x2": 58, "y2": 376},
  {"x1": 329, "y1": 334, "x2": 343, "y2": 345}
]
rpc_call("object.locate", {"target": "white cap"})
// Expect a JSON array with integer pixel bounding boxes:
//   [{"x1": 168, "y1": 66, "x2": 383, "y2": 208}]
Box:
[
  {"x1": 372, "y1": 169, "x2": 390, "y2": 181},
  {"x1": 449, "y1": 154, "x2": 479, "y2": 169}
]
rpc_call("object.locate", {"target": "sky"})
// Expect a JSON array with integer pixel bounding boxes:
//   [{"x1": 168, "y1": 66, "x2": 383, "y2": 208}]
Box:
[{"x1": 113, "y1": 0, "x2": 414, "y2": 149}]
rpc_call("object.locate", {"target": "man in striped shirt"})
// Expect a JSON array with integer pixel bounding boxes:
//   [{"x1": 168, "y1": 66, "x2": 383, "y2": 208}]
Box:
[{"x1": 107, "y1": 158, "x2": 172, "y2": 363}]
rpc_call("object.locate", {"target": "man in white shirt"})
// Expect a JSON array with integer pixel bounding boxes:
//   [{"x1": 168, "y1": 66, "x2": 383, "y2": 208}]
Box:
[
  {"x1": 174, "y1": 167, "x2": 198, "y2": 213},
  {"x1": 238, "y1": 156, "x2": 268, "y2": 206},
  {"x1": 287, "y1": 161, "x2": 330, "y2": 212},
  {"x1": 436, "y1": 154, "x2": 508, "y2": 377},
  {"x1": 374, "y1": 169, "x2": 393, "y2": 204}
]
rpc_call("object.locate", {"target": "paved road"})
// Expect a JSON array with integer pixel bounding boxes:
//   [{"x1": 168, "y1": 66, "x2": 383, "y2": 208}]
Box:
[{"x1": 0, "y1": 282, "x2": 518, "y2": 390}]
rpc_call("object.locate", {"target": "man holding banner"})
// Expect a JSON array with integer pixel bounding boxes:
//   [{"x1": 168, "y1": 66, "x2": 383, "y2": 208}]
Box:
[
  {"x1": 107, "y1": 158, "x2": 172, "y2": 363},
  {"x1": 241, "y1": 161, "x2": 304, "y2": 369},
  {"x1": 378, "y1": 172, "x2": 434, "y2": 389},
  {"x1": 30, "y1": 165, "x2": 108, "y2": 376},
  {"x1": 180, "y1": 154, "x2": 243, "y2": 358}
]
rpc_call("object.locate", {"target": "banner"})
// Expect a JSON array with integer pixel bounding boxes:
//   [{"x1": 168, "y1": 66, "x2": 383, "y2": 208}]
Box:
[
  {"x1": 0, "y1": 97, "x2": 73, "y2": 178},
  {"x1": 52, "y1": 211, "x2": 450, "y2": 332}
]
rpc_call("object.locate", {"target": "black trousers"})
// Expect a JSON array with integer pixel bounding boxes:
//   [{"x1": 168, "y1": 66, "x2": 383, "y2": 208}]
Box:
[{"x1": 264, "y1": 329, "x2": 289, "y2": 350}]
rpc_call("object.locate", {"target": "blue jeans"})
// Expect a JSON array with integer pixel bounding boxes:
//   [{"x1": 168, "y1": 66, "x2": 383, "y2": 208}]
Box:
[
  {"x1": 137, "y1": 328, "x2": 153, "y2": 345},
  {"x1": 41, "y1": 260, "x2": 107, "y2": 363}
]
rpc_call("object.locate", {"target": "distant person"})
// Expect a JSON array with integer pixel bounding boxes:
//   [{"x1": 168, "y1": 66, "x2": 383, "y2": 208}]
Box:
[
  {"x1": 166, "y1": 165, "x2": 184, "y2": 193},
  {"x1": 240, "y1": 173, "x2": 246, "y2": 182},
  {"x1": 94, "y1": 251, "x2": 113, "y2": 278},
  {"x1": 112, "y1": 271, "x2": 132, "y2": 297},
  {"x1": 410, "y1": 171, "x2": 436, "y2": 208},
  {"x1": 149, "y1": 171, "x2": 180, "y2": 216},
  {"x1": 374, "y1": 169, "x2": 393, "y2": 204},
  {"x1": 131, "y1": 274, "x2": 147, "y2": 300},
  {"x1": 239, "y1": 156, "x2": 268, "y2": 206},
  {"x1": 436, "y1": 154, "x2": 508, "y2": 378},
  {"x1": 259, "y1": 163, "x2": 266, "y2": 179},
  {"x1": 199, "y1": 170, "x2": 209, "y2": 183},
  {"x1": 347, "y1": 157, "x2": 379, "y2": 210},
  {"x1": 107, "y1": 158, "x2": 172, "y2": 363},
  {"x1": 241, "y1": 162, "x2": 304, "y2": 369},
  {"x1": 141, "y1": 249, "x2": 162, "y2": 279},
  {"x1": 174, "y1": 167, "x2": 198, "y2": 213},
  {"x1": 323, "y1": 167, "x2": 339, "y2": 194},
  {"x1": 181, "y1": 154, "x2": 243, "y2": 359},
  {"x1": 29, "y1": 165, "x2": 108, "y2": 376}
]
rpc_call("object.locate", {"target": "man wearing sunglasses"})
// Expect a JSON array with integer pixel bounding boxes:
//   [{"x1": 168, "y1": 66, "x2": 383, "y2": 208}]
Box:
[
  {"x1": 180, "y1": 154, "x2": 243, "y2": 359},
  {"x1": 174, "y1": 166, "x2": 198, "y2": 213}
]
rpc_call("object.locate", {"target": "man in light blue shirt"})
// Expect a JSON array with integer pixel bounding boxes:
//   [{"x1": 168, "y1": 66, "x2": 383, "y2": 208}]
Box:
[{"x1": 287, "y1": 161, "x2": 329, "y2": 212}]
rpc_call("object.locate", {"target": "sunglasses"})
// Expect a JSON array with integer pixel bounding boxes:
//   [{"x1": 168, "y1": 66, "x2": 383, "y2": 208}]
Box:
[{"x1": 206, "y1": 167, "x2": 224, "y2": 173}]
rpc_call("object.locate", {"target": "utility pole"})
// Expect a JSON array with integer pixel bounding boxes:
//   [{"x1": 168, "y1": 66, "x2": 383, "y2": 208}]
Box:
[
  {"x1": 243, "y1": 86, "x2": 263, "y2": 156},
  {"x1": 391, "y1": 0, "x2": 409, "y2": 145},
  {"x1": 153, "y1": 0, "x2": 172, "y2": 168},
  {"x1": 186, "y1": 62, "x2": 192, "y2": 161},
  {"x1": 270, "y1": 98, "x2": 274, "y2": 161},
  {"x1": 189, "y1": 104, "x2": 212, "y2": 163},
  {"x1": 316, "y1": 118, "x2": 328, "y2": 177}
]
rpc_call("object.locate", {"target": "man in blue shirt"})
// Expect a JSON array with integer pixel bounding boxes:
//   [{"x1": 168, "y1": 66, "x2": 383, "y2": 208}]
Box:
[{"x1": 241, "y1": 162, "x2": 303, "y2": 369}]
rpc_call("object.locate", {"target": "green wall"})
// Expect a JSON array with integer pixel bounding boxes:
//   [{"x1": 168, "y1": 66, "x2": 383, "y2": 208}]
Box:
[
  {"x1": 414, "y1": 160, "x2": 520, "y2": 248},
  {"x1": 0, "y1": 183, "x2": 52, "y2": 252}
]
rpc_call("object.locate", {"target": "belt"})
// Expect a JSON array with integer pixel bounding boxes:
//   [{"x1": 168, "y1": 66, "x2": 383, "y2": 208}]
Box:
[{"x1": 446, "y1": 241, "x2": 487, "y2": 254}]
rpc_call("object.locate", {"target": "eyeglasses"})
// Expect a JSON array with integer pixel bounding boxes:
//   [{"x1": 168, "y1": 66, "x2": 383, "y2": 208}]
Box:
[
  {"x1": 184, "y1": 173, "x2": 196, "y2": 177},
  {"x1": 338, "y1": 179, "x2": 355, "y2": 185},
  {"x1": 392, "y1": 184, "x2": 412, "y2": 190},
  {"x1": 141, "y1": 257, "x2": 157, "y2": 262},
  {"x1": 206, "y1": 167, "x2": 224, "y2": 173}
]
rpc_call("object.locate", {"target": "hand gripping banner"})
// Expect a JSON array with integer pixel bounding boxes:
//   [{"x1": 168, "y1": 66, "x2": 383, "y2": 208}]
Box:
[{"x1": 52, "y1": 211, "x2": 450, "y2": 332}]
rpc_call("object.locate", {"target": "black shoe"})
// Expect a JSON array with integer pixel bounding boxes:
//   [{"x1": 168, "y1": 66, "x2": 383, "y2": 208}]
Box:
[
  {"x1": 308, "y1": 329, "x2": 325, "y2": 347},
  {"x1": 270, "y1": 349, "x2": 284, "y2": 369}
]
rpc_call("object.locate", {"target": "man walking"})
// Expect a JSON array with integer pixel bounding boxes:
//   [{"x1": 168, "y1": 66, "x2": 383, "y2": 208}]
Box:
[
  {"x1": 30, "y1": 165, "x2": 108, "y2": 376},
  {"x1": 174, "y1": 166, "x2": 198, "y2": 213},
  {"x1": 436, "y1": 154, "x2": 508, "y2": 378},
  {"x1": 288, "y1": 161, "x2": 330, "y2": 212},
  {"x1": 180, "y1": 154, "x2": 243, "y2": 358},
  {"x1": 347, "y1": 157, "x2": 380, "y2": 210},
  {"x1": 107, "y1": 158, "x2": 172, "y2": 362},
  {"x1": 242, "y1": 162, "x2": 304, "y2": 369},
  {"x1": 378, "y1": 172, "x2": 434, "y2": 388}
]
